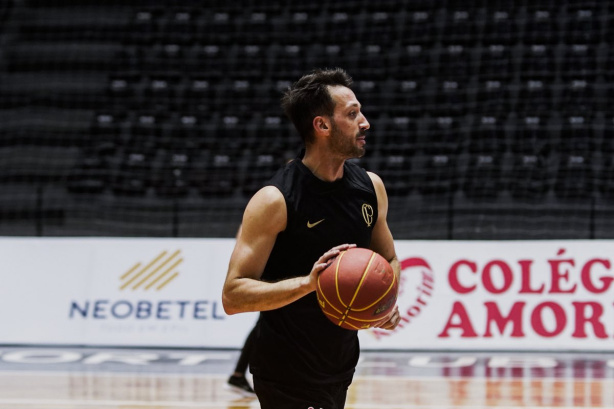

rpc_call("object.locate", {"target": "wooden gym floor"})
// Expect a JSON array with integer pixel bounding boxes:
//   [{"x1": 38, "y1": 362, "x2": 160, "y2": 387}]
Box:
[{"x1": 0, "y1": 347, "x2": 612, "y2": 409}]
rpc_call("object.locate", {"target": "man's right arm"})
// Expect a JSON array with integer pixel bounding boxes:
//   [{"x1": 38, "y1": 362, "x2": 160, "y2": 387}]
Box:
[{"x1": 222, "y1": 186, "x2": 346, "y2": 315}]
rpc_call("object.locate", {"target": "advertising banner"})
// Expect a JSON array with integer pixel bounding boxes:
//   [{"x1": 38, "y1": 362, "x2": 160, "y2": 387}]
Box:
[
  {"x1": 1, "y1": 238, "x2": 614, "y2": 351},
  {"x1": 360, "y1": 240, "x2": 614, "y2": 351},
  {"x1": 0, "y1": 237, "x2": 258, "y2": 348}
]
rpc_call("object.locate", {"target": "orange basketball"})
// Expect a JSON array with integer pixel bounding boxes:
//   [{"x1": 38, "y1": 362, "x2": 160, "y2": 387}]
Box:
[{"x1": 316, "y1": 247, "x2": 398, "y2": 330}]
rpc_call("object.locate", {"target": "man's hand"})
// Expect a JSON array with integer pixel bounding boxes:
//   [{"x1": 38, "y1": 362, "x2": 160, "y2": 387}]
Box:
[
  {"x1": 375, "y1": 306, "x2": 401, "y2": 330},
  {"x1": 303, "y1": 243, "x2": 357, "y2": 291}
]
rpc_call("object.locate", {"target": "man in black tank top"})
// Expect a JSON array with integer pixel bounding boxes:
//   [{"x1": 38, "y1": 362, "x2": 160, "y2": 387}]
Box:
[{"x1": 223, "y1": 68, "x2": 401, "y2": 409}]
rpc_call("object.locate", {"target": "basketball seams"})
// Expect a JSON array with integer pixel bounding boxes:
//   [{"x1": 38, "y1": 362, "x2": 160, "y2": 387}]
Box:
[
  {"x1": 316, "y1": 255, "x2": 345, "y2": 316},
  {"x1": 334, "y1": 250, "x2": 349, "y2": 309},
  {"x1": 346, "y1": 251, "x2": 377, "y2": 309},
  {"x1": 349, "y1": 267, "x2": 397, "y2": 312},
  {"x1": 339, "y1": 251, "x2": 376, "y2": 326}
]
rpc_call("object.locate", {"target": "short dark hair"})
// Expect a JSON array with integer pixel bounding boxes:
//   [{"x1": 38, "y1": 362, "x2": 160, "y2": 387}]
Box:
[{"x1": 280, "y1": 68, "x2": 353, "y2": 145}]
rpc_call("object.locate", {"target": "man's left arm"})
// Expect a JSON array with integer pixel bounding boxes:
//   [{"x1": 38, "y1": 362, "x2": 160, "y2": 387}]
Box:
[
  {"x1": 367, "y1": 172, "x2": 401, "y2": 331},
  {"x1": 367, "y1": 172, "x2": 400, "y2": 282}
]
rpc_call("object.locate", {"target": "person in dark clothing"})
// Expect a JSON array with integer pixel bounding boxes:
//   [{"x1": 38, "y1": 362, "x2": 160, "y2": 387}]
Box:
[
  {"x1": 226, "y1": 319, "x2": 257, "y2": 397},
  {"x1": 222, "y1": 68, "x2": 401, "y2": 409}
]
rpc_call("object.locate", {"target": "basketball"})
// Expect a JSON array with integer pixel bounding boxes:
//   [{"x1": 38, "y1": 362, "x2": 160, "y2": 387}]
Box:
[{"x1": 316, "y1": 247, "x2": 398, "y2": 330}]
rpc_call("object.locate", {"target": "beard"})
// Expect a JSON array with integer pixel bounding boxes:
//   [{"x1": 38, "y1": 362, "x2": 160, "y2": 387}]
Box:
[{"x1": 329, "y1": 120, "x2": 366, "y2": 159}]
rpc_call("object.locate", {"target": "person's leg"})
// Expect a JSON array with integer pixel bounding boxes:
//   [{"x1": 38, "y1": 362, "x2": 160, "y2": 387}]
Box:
[
  {"x1": 232, "y1": 324, "x2": 257, "y2": 376},
  {"x1": 226, "y1": 325, "x2": 258, "y2": 397}
]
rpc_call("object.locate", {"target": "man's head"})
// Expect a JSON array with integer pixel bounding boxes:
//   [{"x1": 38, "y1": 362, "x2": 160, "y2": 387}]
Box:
[{"x1": 281, "y1": 68, "x2": 354, "y2": 146}]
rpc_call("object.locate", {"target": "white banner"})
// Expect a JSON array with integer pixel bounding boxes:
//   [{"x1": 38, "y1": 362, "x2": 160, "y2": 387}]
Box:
[
  {"x1": 0, "y1": 237, "x2": 258, "y2": 348},
  {"x1": 359, "y1": 240, "x2": 614, "y2": 351},
  {"x1": 1, "y1": 238, "x2": 614, "y2": 351}
]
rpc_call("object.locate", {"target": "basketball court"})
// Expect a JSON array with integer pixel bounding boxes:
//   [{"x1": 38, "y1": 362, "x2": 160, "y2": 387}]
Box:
[{"x1": 1, "y1": 347, "x2": 612, "y2": 409}]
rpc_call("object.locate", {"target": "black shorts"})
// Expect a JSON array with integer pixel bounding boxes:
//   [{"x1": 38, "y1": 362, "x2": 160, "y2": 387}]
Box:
[{"x1": 253, "y1": 376, "x2": 353, "y2": 409}]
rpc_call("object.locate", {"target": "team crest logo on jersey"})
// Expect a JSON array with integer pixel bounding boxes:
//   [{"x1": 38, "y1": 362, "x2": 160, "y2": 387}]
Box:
[{"x1": 362, "y1": 203, "x2": 374, "y2": 227}]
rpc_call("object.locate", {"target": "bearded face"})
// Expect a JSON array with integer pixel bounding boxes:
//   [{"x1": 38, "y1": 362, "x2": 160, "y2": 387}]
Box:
[{"x1": 328, "y1": 116, "x2": 367, "y2": 159}]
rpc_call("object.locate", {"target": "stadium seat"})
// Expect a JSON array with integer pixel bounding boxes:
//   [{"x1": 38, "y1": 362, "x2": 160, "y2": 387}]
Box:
[
  {"x1": 399, "y1": 10, "x2": 436, "y2": 45},
  {"x1": 277, "y1": 11, "x2": 319, "y2": 45},
  {"x1": 321, "y1": 11, "x2": 358, "y2": 44},
  {"x1": 561, "y1": 44, "x2": 599, "y2": 80},
  {"x1": 216, "y1": 79, "x2": 258, "y2": 117},
  {"x1": 559, "y1": 115, "x2": 597, "y2": 154},
  {"x1": 415, "y1": 153, "x2": 458, "y2": 195},
  {"x1": 309, "y1": 44, "x2": 352, "y2": 73},
  {"x1": 474, "y1": 80, "x2": 512, "y2": 116},
  {"x1": 230, "y1": 44, "x2": 269, "y2": 79},
  {"x1": 129, "y1": 7, "x2": 164, "y2": 45},
  {"x1": 422, "y1": 116, "x2": 462, "y2": 154},
  {"x1": 565, "y1": 7, "x2": 601, "y2": 44},
  {"x1": 235, "y1": 11, "x2": 275, "y2": 45},
  {"x1": 269, "y1": 45, "x2": 308, "y2": 80},
  {"x1": 181, "y1": 77, "x2": 216, "y2": 115},
  {"x1": 250, "y1": 115, "x2": 298, "y2": 156},
  {"x1": 197, "y1": 11, "x2": 237, "y2": 44},
  {"x1": 478, "y1": 45, "x2": 513, "y2": 80},
  {"x1": 374, "y1": 115, "x2": 418, "y2": 156},
  {"x1": 516, "y1": 80, "x2": 554, "y2": 116},
  {"x1": 440, "y1": 9, "x2": 478, "y2": 46},
  {"x1": 468, "y1": 116, "x2": 506, "y2": 154},
  {"x1": 463, "y1": 154, "x2": 504, "y2": 199},
  {"x1": 511, "y1": 115, "x2": 551, "y2": 155},
  {"x1": 523, "y1": 9, "x2": 559, "y2": 45},
  {"x1": 111, "y1": 151, "x2": 151, "y2": 196},
  {"x1": 128, "y1": 112, "x2": 165, "y2": 154},
  {"x1": 509, "y1": 154, "x2": 551, "y2": 200},
  {"x1": 161, "y1": 8, "x2": 199, "y2": 45},
  {"x1": 354, "y1": 80, "x2": 383, "y2": 118},
  {"x1": 202, "y1": 115, "x2": 248, "y2": 154},
  {"x1": 352, "y1": 44, "x2": 388, "y2": 80},
  {"x1": 192, "y1": 153, "x2": 240, "y2": 198},
  {"x1": 387, "y1": 79, "x2": 426, "y2": 117},
  {"x1": 89, "y1": 112, "x2": 123, "y2": 153},
  {"x1": 141, "y1": 75, "x2": 182, "y2": 112},
  {"x1": 438, "y1": 45, "x2": 472, "y2": 80},
  {"x1": 241, "y1": 153, "x2": 284, "y2": 197},
  {"x1": 375, "y1": 154, "x2": 412, "y2": 197},
  {"x1": 358, "y1": 11, "x2": 397, "y2": 45},
  {"x1": 392, "y1": 44, "x2": 430, "y2": 80},
  {"x1": 432, "y1": 80, "x2": 468, "y2": 116},
  {"x1": 520, "y1": 45, "x2": 555, "y2": 80},
  {"x1": 482, "y1": 10, "x2": 518, "y2": 45},
  {"x1": 554, "y1": 154, "x2": 594, "y2": 199},
  {"x1": 559, "y1": 79, "x2": 598, "y2": 115},
  {"x1": 153, "y1": 150, "x2": 191, "y2": 198}
]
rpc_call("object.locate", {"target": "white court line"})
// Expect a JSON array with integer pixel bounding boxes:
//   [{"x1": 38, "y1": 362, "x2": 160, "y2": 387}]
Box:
[
  {"x1": 0, "y1": 369, "x2": 612, "y2": 383},
  {"x1": 0, "y1": 399, "x2": 604, "y2": 409}
]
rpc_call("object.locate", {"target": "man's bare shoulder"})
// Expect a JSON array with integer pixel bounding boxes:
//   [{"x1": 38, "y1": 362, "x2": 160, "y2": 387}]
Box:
[{"x1": 243, "y1": 185, "x2": 287, "y2": 232}]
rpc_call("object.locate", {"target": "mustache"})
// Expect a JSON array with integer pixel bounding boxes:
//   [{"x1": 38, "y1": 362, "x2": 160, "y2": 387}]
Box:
[{"x1": 357, "y1": 129, "x2": 367, "y2": 137}]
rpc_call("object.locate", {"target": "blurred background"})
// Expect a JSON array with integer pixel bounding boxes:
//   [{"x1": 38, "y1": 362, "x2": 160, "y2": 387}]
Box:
[{"x1": 0, "y1": 0, "x2": 611, "y2": 240}]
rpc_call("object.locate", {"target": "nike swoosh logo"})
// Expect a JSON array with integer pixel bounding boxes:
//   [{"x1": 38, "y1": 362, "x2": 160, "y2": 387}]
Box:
[{"x1": 307, "y1": 219, "x2": 325, "y2": 228}]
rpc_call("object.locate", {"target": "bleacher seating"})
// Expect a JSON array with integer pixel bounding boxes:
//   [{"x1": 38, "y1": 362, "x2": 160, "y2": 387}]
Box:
[{"x1": 0, "y1": 0, "x2": 611, "y2": 239}]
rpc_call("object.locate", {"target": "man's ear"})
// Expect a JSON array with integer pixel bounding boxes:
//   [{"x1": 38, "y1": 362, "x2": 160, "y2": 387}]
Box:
[{"x1": 313, "y1": 116, "x2": 330, "y2": 136}]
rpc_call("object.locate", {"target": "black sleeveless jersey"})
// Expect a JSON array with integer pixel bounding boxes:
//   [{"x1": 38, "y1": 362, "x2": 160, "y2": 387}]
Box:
[{"x1": 249, "y1": 158, "x2": 378, "y2": 386}]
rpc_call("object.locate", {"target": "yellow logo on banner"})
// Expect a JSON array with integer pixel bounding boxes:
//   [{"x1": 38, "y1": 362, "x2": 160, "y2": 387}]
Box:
[{"x1": 119, "y1": 250, "x2": 183, "y2": 291}]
